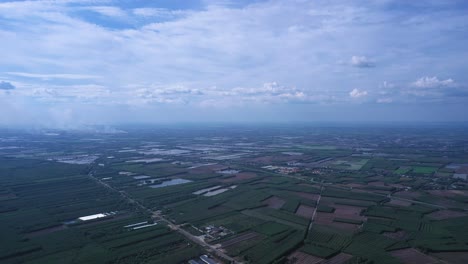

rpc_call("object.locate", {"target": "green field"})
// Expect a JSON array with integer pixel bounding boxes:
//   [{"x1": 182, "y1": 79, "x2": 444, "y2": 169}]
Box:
[
  {"x1": 394, "y1": 166, "x2": 411, "y2": 174},
  {"x1": 412, "y1": 166, "x2": 438, "y2": 174}
]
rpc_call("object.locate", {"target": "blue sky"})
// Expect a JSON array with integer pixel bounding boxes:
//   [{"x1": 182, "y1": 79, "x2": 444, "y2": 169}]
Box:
[{"x1": 0, "y1": 0, "x2": 467, "y2": 127}]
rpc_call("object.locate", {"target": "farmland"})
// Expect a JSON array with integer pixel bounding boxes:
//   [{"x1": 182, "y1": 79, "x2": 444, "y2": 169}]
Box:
[{"x1": 1, "y1": 124, "x2": 468, "y2": 263}]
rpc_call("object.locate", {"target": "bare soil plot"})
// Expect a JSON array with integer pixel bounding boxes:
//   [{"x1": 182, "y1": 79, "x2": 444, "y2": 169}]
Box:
[
  {"x1": 220, "y1": 172, "x2": 257, "y2": 182},
  {"x1": 388, "y1": 183, "x2": 407, "y2": 188},
  {"x1": 295, "y1": 205, "x2": 315, "y2": 218},
  {"x1": 320, "y1": 197, "x2": 375, "y2": 207},
  {"x1": 331, "y1": 221, "x2": 361, "y2": 231},
  {"x1": 457, "y1": 166, "x2": 468, "y2": 174},
  {"x1": 448, "y1": 190, "x2": 468, "y2": 196},
  {"x1": 432, "y1": 252, "x2": 468, "y2": 264},
  {"x1": 287, "y1": 251, "x2": 323, "y2": 264},
  {"x1": 189, "y1": 164, "x2": 227, "y2": 174},
  {"x1": 389, "y1": 248, "x2": 438, "y2": 264},
  {"x1": 314, "y1": 204, "x2": 364, "y2": 231},
  {"x1": 314, "y1": 211, "x2": 335, "y2": 222},
  {"x1": 322, "y1": 252, "x2": 353, "y2": 264},
  {"x1": 314, "y1": 212, "x2": 334, "y2": 225},
  {"x1": 368, "y1": 181, "x2": 386, "y2": 186},
  {"x1": 427, "y1": 209, "x2": 467, "y2": 220},
  {"x1": 428, "y1": 189, "x2": 468, "y2": 198},
  {"x1": 333, "y1": 204, "x2": 366, "y2": 221},
  {"x1": 263, "y1": 196, "x2": 286, "y2": 209}
]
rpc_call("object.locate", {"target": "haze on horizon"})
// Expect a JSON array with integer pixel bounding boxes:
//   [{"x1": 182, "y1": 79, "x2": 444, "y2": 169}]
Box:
[{"x1": 1, "y1": 0, "x2": 468, "y2": 128}]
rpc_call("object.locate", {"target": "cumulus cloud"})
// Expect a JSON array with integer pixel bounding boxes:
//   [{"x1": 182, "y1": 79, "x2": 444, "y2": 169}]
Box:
[
  {"x1": 349, "y1": 88, "x2": 368, "y2": 98},
  {"x1": 402, "y1": 76, "x2": 467, "y2": 101},
  {"x1": 411, "y1": 76, "x2": 455, "y2": 88},
  {"x1": 350, "y1": 56, "x2": 375, "y2": 68},
  {"x1": 0, "y1": 81, "x2": 15, "y2": 90}
]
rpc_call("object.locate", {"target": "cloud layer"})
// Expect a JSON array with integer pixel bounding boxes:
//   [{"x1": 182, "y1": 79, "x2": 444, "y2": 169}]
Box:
[{"x1": 0, "y1": 0, "x2": 468, "y2": 126}]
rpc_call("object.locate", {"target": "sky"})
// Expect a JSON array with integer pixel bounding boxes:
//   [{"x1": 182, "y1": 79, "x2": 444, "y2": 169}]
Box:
[{"x1": 0, "y1": 0, "x2": 468, "y2": 128}]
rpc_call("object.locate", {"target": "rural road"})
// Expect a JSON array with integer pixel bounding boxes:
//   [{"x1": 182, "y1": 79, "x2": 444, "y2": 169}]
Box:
[
  {"x1": 88, "y1": 170, "x2": 239, "y2": 264},
  {"x1": 152, "y1": 212, "x2": 239, "y2": 264},
  {"x1": 308, "y1": 183, "x2": 323, "y2": 232}
]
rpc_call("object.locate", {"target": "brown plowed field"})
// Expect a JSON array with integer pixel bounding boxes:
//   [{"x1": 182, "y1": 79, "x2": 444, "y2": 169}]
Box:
[
  {"x1": 333, "y1": 204, "x2": 365, "y2": 220},
  {"x1": 314, "y1": 212, "x2": 358, "y2": 231},
  {"x1": 314, "y1": 203, "x2": 365, "y2": 231},
  {"x1": 292, "y1": 191, "x2": 320, "y2": 201},
  {"x1": 263, "y1": 196, "x2": 286, "y2": 209},
  {"x1": 322, "y1": 252, "x2": 353, "y2": 264},
  {"x1": 287, "y1": 251, "x2": 323, "y2": 264},
  {"x1": 427, "y1": 209, "x2": 467, "y2": 220},
  {"x1": 368, "y1": 181, "x2": 386, "y2": 186},
  {"x1": 295, "y1": 205, "x2": 314, "y2": 218},
  {"x1": 220, "y1": 172, "x2": 257, "y2": 182},
  {"x1": 389, "y1": 248, "x2": 438, "y2": 264},
  {"x1": 429, "y1": 190, "x2": 468, "y2": 198},
  {"x1": 432, "y1": 252, "x2": 468, "y2": 264},
  {"x1": 189, "y1": 164, "x2": 227, "y2": 174}
]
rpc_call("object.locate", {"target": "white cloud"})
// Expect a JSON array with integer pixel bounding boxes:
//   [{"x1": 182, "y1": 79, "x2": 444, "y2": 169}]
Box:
[
  {"x1": 349, "y1": 88, "x2": 368, "y2": 98},
  {"x1": 85, "y1": 6, "x2": 126, "y2": 17},
  {"x1": 132, "y1": 8, "x2": 185, "y2": 18},
  {"x1": 411, "y1": 76, "x2": 455, "y2": 88},
  {"x1": 350, "y1": 56, "x2": 375, "y2": 68}
]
